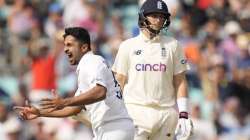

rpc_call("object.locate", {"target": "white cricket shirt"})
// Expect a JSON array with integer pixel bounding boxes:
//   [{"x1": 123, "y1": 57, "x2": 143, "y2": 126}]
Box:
[
  {"x1": 112, "y1": 32, "x2": 189, "y2": 108},
  {"x1": 75, "y1": 51, "x2": 131, "y2": 129}
]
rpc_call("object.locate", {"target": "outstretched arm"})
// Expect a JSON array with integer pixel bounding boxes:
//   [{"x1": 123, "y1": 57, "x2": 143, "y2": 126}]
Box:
[
  {"x1": 40, "y1": 85, "x2": 106, "y2": 110},
  {"x1": 14, "y1": 105, "x2": 82, "y2": 119},
  {"x1": 63, "y1": 84, "x2": 107, "y2": 106},
  {"x1": 13, "y1": 102, "x2": 92, "y2": 128},
  {"x1": 40, "y1": 106, "x2": 82, "y2": 117}
]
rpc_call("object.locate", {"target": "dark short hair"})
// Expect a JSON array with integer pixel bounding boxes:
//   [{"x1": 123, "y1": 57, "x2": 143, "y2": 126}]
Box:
[{"x1": 63, "y1": 27, "x2": 90, "y2": 47}]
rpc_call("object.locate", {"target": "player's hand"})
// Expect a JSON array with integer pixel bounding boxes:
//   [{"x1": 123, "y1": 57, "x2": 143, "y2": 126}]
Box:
[
  {"x1": 175, "y1": 112, "x2": 193, "y2": 140},
  {"x1": 13, "y1": 101, "x2": 40, "y2": 120},
  {"x1": 40, "y1": 90, "x2": 66, "y2": 112}
]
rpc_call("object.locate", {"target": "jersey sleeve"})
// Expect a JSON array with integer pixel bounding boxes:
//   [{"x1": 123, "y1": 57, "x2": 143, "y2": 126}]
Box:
[
  {"x1": 112, "y1": 42, "x2": 129, "y2": 76},
  {"x1": 173, "y1": 41, "x2": 190, "y2": 75},
  {"x1": 88, "y1": 59, "x2": 111, "y2": 88}
]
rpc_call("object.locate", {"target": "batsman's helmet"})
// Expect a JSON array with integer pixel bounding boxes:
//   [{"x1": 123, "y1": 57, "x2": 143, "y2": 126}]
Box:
[{"x1": 138, "y1": 0, "x2": 171, "y2": 34}]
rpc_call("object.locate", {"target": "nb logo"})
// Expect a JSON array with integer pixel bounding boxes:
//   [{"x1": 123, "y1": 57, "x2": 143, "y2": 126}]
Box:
[
  {"x1": 134, "y1": 50, "x2": 142, "y2": 55},
  {"x1": 157, "y1": 1, "x2": 162, "y2": 9}
]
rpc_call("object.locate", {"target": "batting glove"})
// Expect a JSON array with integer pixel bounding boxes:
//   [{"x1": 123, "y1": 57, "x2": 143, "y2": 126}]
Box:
[{"x1": 175, "y1": 112, "x2": 193, "y2": 140}]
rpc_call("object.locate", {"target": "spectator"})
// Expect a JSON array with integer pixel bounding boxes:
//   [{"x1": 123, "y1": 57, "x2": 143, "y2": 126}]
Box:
[{"x1": 27, "y1": 37, "x2": 61, "y2": 106}]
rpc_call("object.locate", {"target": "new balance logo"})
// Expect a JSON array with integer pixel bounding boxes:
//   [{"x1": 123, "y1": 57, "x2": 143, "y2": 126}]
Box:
[{"x1": 134, "y1": 50, "x2": 142, "y2": 55}]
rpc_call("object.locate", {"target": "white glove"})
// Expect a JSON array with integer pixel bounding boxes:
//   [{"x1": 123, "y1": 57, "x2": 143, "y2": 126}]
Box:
[{"x1": 175, "y1": 118, "x2": 193, "y2": 140}]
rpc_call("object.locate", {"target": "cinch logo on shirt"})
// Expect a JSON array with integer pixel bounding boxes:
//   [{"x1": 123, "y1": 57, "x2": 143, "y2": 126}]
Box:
[{"x1": 135, "y1": 63, "x2": 166, "y2": 72}]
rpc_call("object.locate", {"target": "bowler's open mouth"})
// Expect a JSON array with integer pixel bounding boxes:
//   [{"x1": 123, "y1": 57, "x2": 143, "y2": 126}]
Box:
[{"x1": 67, "y1": 53, "x2": 73, "y2": 58}]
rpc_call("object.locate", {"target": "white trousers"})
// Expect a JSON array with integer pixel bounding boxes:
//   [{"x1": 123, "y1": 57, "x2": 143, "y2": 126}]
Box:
[
  {"x1": 93, "y1": 119, "x2": 135, "y2": 140},
  {"x1": 126, "y1": 104, "x2": 178, "y2": 140}
]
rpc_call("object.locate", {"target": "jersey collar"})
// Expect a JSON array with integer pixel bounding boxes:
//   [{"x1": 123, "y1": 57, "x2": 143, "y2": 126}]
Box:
[{"x1": 138, "y1": 31, "x2": 161, "y2": 43}]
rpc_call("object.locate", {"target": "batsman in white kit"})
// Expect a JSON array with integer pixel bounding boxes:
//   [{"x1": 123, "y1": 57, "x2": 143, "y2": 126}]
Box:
[
  {"x1": 14, "y1": 27, "x2": 134, "y2": 140},
  {"x1": 112, "y1": 0, "x2": 193, "y2": 140}
]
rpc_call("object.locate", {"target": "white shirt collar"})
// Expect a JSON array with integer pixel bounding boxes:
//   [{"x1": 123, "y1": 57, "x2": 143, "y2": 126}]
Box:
[{"x1": 138, "y1": 31, "x2": 162, "y2": 43}]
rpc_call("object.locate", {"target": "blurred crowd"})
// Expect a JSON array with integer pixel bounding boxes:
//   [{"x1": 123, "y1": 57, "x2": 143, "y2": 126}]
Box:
[{"x1": 0, "y1": 0, "x2": 249, "y2": 140}]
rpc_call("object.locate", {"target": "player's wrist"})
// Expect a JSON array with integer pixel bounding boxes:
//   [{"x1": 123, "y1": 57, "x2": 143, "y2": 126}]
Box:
[
  {"x1": 39, "y1": 108, "x2": 50, "y2": 117},
  {"x1": 63, "y1": 98, "x2": 70, "y2": 107},
  {"x1": 179, "y1": 111, "x2": 189, "y2": 119},
  {"x1": 177, "y1": 97, "x2": 189, "y2": 119},
  {"x1": 35, "y1": 108, "x2": 42, "y2": 117}
]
